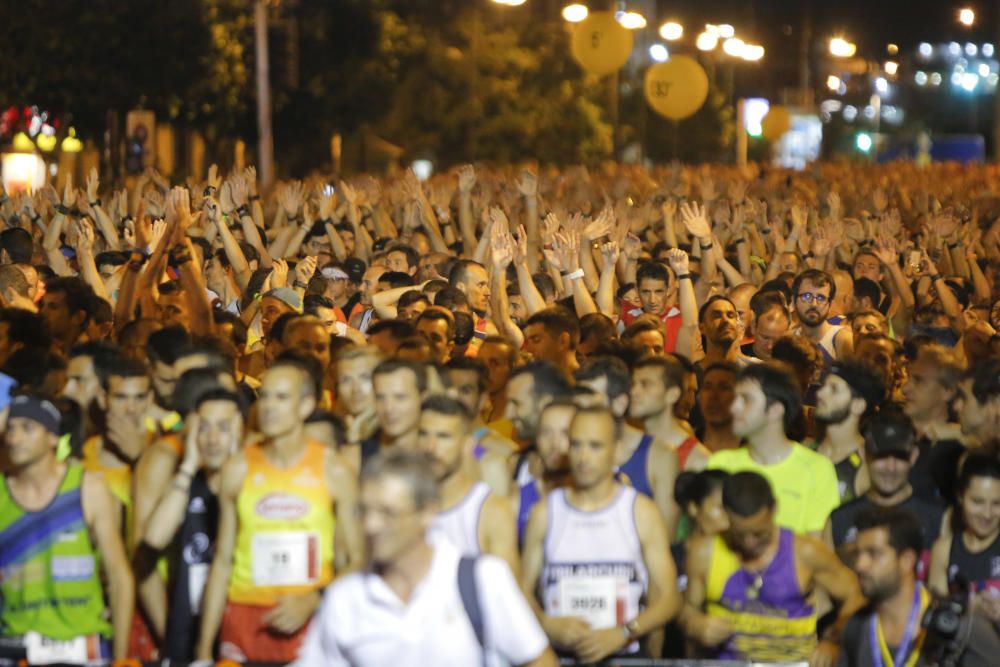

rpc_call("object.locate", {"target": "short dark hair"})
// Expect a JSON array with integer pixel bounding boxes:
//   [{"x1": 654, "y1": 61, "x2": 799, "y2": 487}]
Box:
[
  {"x1": 102, "y1": 355, "x2": 150, "y2": 391},
  {"x1": 579, "y1": 313, "x2": 618, "y2": 348},
  {"x1": 575, "y1": 356, "x2": 631, "y2": 401},
  {"x1": 792, "y1": 268, "x2": 837, "y2": 301},
  {"x1": 303, "y1": 294, "x2": 334, "y2": 312},
  {"x1": 367, "y1": 318, "x2": 417, "y2": 342},
  {"x1": 828, "y1": 358, "x2": 886, "y2": 418},
  {"x1": 698, "y1": 294, "x2": 738, "y2": 323},
  {"x1": 675, "y1": 469, "x2": 729, "y2": 508},
  {"x1": 0, "y1": 308, "x2": 50, "y2": 350},
  {"x1": 434, "y1": 286, "x2": 469, "y2": 311},
  {"x1": 270, "y1": 351, "x2": 322, "y2": 401},
  {"x1": 420, "y1": 394, "x2": 472, "y2": 421},
  {"x1": 967, "y1": 357, "x2": 1000, "y2": 404},
  {"x1": 0, "y1": 265, "x2": 30, "y2": 299},
  {"x1": 722, "y1": 471, "x2": 776, "y2": 517},
  {"x1": 398, "y1": 290, "x2": 430, "y2": 310},
  {"x1": 737, "y1": 362, "x2": 803, "y2": 434},
  {"x1": 508, "y1": 361, "x2": 572, "y2": 401},
  {"x1": 194, "y1": 388, "x2": 243, "y2": 414},
  {"x1": 213, "y1": 311, "x2": 248, "y2": 349},
  {"x1": 68, "y1": 340, "x2": 121, "y2": 387},
  {"x1": 571, "y1": 404, "x2": 622, "y2": 440},
  {"x1": 750, "y1": 289, "x2": 789, "y2": 318},
  {"x1": 174, "y1": 367, "x2": 231, "y2": 415},
  {"x1": 0, "y1": 228, "x2": 33, "y2": 264},
  {"x1": 387, "y1": 243, "x2": 420, "y2": 270},
  {"x1": 634, "y1": 355, "x2": 687, "y2": 391},
  {"x1": 444, "y1": 357, "x2": 487, "y2": 394},
  {"x1": 854, "y1": 506, "x2": 925, "y2": 563},
  {"x1": 373, "y1": 358, "x2": 428, "y2": 393},
  {"x1": 525, "y1": 307, "x2": 580, "y2": 348},
  {"x1": 417, "y1": 307, "x2": 456, "y2": 340},
  {"x1": 379, "y1": 271, "x2": 414, "y2": 290},
  {"x1": 636, "y1": 261, "x2": 671, "y2": 287},
  {"x1": 45, "y1": 277, "x2": 95, "y2": 325},
  {"x1": 853, "y1": 277, "x2": 882, "y2": 306},
  {"x1": 146, "y1": 326, "x2": 190, "y2": 366},
  {"x1": 361, "y1": 449, "x2": 440, "y2": 510}
]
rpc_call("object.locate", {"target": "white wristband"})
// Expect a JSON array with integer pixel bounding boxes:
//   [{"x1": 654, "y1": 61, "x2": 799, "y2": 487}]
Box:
[{"x1": 563, "y1": 269, "x2": 584, "y2": 281}]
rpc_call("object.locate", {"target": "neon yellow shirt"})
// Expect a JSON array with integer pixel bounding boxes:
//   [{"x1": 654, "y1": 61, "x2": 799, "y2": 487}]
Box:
[{"x1": 707, "y1": 443, "x2": 840, "y2": 534}]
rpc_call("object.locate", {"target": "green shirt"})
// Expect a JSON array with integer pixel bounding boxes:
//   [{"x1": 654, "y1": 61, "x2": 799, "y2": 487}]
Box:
[
  {"x1": 707, "y1": 443, "x2": 840, "y2": 533},
  {"x1": 0, "y1": 464, "x2": 112, "y2": 640}
]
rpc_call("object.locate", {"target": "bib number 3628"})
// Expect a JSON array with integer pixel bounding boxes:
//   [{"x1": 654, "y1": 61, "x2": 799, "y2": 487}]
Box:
[{"x1": 252, "y1": 531, "x2": 319, "y2": 586}]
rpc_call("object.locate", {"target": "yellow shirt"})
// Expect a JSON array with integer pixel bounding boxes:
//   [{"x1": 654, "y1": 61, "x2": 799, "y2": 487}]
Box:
[
  {"x1": 707, "y1": 443, "x2": 840, "y2": 534},
  {"x1": 229, "y1": 440, "x2": 335, "y2": 606}
]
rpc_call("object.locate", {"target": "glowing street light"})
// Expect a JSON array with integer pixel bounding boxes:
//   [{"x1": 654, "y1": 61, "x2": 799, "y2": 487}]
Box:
[
  {"x1": 959, "y1": 8, "x2": 975, "y2": 26},
  {"x1": 884, "y1": 61, "x2": 899, "y2": 76},
  {"x1": 741, "y1": 44, "x2": 765, "y2": 61},
  {"x1": 830, "y1": 37, "x2": 857, "y2": 58},
  {"x1": 827, "y1": 75, "x2": 843, "y2": 91},
  {"x1": 492, "y1": 0, "x2": 527, "y2": 5},
  {"x1": 649, "y1": 44, "x2": 669, "y2": 62},
  {"x1": 723, "y1": 37, "x2": 745, "y2": 57},
  {"x1": 617, "y1": 11, "x2": 647, "y2": 30},
  {"x1": 659, "y1": 21, "x2": 683, "y2": 41},
  {"x1": 561, "y1": 3, "x2": 588, "y2": 22},
  {"x1": 718, "y1": 24, "x2": 735, "y2": 39},
  {"x1": 696, "y1": 31, "x2": 719, "y2": 51}
]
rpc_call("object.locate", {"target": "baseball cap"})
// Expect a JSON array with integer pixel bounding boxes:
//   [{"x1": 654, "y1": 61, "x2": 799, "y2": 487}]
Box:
[
  {"x1": 828, "y1": 360, "x2": 886, "y2": 416},
  {"x1": 321, "y1": 266, "x2": 349, "y2": 281},
  {"x1": 8, "y1": 394, "x2": 61, "y2": 435},
  {"x1": 863, "y1": 409, "x2": 916, "y2": 459},
  {"x1": 344, "y1": 257, "x2": 366, "y2": 283},
  {"x1": 262, "y1": 287, "x2": 303, "y2": 312}
]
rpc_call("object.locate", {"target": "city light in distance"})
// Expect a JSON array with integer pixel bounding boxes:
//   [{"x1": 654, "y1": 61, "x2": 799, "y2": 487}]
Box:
[
  {"x1": 856, "y1": 133, "x2": 873, "y2": 153},
  {"x1": 827, "y1": 75, "x2": 842, "y2": 91},
  {"x1": 741, "y1": 44, "x2": 765, "y2": 61},
  {"x1": 875, "y1": 77, "x2": 888, "y2": 94},
  {"x1": 959, "y1": 8, "x2": 975, "y2": 26},
  {"x1": 723, "y1": 37, "x2": 745, "y2": 57},
  {"x1": 830, "y1": 37, "x2": 857, "y2": 58},
  {"x1": 885, "y1": 61, "x2": 898, "y2": 76},
  {"x1": 887, "y1": 43, "x2": 899, "y2": 55},
  {"x1": 918, "y1": 43, "x2": 933, "y2": 59},
  {"x1": 718, "y1": 24, "x2": 735, "y2": 39},
  {"x1": 915, "y1": 71, "x2": 928, "y2": 86},
  {"x1": 649, "y1": 44, "x2": 669, "y2": 62},
  {"x1": 561, "y1": 4, "x2": 588, "y2": 22},
  {"x1": 617, "y1": 11, "x2": 647, "y2": 30},
  {"x1": 696, "y1": 31, "x2": 719, "y2": 51},
  {"x1": 659, "y1": 21, "x2": 683, "y2": 41}
]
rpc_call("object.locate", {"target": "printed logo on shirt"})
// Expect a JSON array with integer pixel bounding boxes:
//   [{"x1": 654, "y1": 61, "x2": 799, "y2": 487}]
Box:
[
  {"x1": 188, "y1": 496, "x2": 207, "y2": 514},
  {"x1": 51, "y1": 555, "x2": 95, "y2": 581},
  {"x1": 255, "y1": 493, "x2": 310, "y2": 520},
  {"x1": 183, "y1": 532, "x2": 212, "y2": 565},
  {"x1": 991, "y1": 557, "x2": 1000, "y2": 578}
]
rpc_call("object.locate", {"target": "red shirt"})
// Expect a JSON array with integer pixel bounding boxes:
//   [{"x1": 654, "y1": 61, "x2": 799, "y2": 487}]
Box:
[{"x1": 619, "y1": 299, "x2": 684, "y2": 353}]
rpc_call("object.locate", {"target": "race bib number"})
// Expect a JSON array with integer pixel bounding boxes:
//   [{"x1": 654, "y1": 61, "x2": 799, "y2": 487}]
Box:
[
  {"x1": 25, "y1": 631, "x2": 100, "y2": 665},
  {"x1": 557, "y1": 575, "x2": 619, "y2": 629},
  {"x1": 189, "y1": 562, "x2": 209, "y2": 612},
  {"x1": 251, "y1": 531, "x2": 319, "y2": 587}
]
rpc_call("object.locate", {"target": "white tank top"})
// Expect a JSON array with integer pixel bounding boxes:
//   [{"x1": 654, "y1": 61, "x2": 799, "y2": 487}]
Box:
[
  {"x1": 540, "y1": 486, "x2": 648, "y2": 639},
  {"x1": 818, "y1": 324, "x2": 844, "y2": 362},
  {"x1": 429, "y1": 481, "x2": 491, "y2": 556}
]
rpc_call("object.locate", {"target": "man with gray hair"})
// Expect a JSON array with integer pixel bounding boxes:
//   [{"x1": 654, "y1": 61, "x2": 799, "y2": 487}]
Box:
[{"x1": 295, "y1": 449, "x2": 556, "y2": 666}]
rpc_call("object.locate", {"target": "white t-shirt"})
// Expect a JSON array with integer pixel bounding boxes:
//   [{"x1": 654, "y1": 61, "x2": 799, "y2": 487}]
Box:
[{"x1": 293, "y1": 538, "x2": 548, "y2": 667}]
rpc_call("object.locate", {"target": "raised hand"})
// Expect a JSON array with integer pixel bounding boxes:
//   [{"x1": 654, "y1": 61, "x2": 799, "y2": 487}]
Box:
[
  {"x1": 294, "y1": 255, "x2": 317, "y2": 285},
  {"x1": 583, "y1": 207, "x2": 614, "y2": 241},
  {"x1": 666, "y1": 247, "x2": 690, "y2": 275},
  {"x1": 206, "y1": 164, "x2": 221, "y2": 192},
  {"x1": 457, "y1": 165, "x2": 476, "y2": 194},
  {"x1": 600, "y1": 240, "x2": 620, "y2": 271},
  {"x1": 143, "y1": 190, "x2": 165, "y2": 219},
  {"x1": 518, "y1": 170, "x2": 538, "y2": 198},
  {"x1": 75, "y1": 219, "x2": 96, "y2": 253},
  {"x1": 339, "y1": 180, "x2": 360, "y2": 208},
  {"x1": 872, "y1": 187, "x2": 888, "y2": 213},
  {"x1": 622, "y1": 232, "x2": 642, "y2": 261},
  {"x1": 85, "y1": 167, "x2": 100, "y2": 205},
  {"x1": 512, "y1": 224, "x2": 529, "y2": 265},
  {"x1": 679, "y1": 201, "x2": 712, "y2": 240},
  {"x1": 279, "y1": 180, "x2": 304, "y2": 217},
  {"x1": 244, "y1": 166, "x2": 259, "y2": 198},
  {"x1": 270, "y1": 258, "x2": 289, "y2": 289},
  {"x1": 490, "y1": 223, "x2": 514, "y2": 270}
]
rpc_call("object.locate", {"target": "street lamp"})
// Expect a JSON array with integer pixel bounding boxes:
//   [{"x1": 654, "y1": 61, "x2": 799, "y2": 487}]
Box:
[
  {"x1": 659, "y1": 21, "x2": 683, "y2": 41},
  {"x1": 741, "y1": 44, "x2": 765, "y2": 61},
  {"x1": 722, "y1": 37, "x2": 745, "y2": 57},
  {"x1": 561, "y1": 3, "x2": 588, "y2": 22},
  {"x1": 492, "y1": 0, "x2": 526, "y2": 4},
  {"x1": 885, "y1": 61, "x2": 899, "y2": 76},
  {"x1": 697, "y1": 31, "x2": 719, "y2": 51},
  {"x1": 959, "y1": 8, "x2": 975, "y2": 27},
  {"x1": 827, "y1": 75, "x2": 843, "y2": 91},
  {"x1": 617, "y1": 11, "x2": 647, "y2": 30},
  {"x1": 829, "y1": 37, "x2": 857, "y2": 58}
]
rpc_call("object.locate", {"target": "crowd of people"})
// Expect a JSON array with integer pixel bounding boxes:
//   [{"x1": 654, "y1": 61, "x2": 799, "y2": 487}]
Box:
[{"x1": 1, "y1": 160, "x2": 1000, "y2": 665}]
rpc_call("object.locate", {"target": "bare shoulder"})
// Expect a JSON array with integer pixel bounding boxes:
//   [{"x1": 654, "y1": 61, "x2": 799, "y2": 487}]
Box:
[
  {"x1": 219, "y1": 451, "x2": 248, "y2": 499},
  {"x1": 686, "y1": 533, "x2": 715, "y2": 575},
  {"x1": 324, "y1": 447, "x2": 358, "y2": 495},
  {"x1": 484, "y1": 491, "x2": 514, "y2": 520}
]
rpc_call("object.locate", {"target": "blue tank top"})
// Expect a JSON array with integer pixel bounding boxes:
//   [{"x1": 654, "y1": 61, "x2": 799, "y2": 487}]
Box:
[
  {"x1": 617, "y1": 434, "x2": 654, "y2": 497},
  {"x1": 517, "y1": 481, "x2": 541, "y2": 547}
]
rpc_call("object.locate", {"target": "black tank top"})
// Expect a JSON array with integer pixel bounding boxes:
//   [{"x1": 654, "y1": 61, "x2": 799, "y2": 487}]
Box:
[
  {"x1": 947, "y1": 531, "x2": 1000, "y2": 594},
  {"x1": 833, "y1": 452, "x2": 863, "y2": 503},
  {"x1": 165, "y1": 472, "x2": 219, "y2": 661}
]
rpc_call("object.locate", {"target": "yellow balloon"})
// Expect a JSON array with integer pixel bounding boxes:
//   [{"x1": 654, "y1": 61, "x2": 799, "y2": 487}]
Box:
[
  {"x1": 643, "y1": 56, "x2": 710, "y2": 120},
  {"x1": 762, "y1": 106, "x2": 791, "y2": 140},
  {"x1": 570, "y1": 12, "x2": 634, "y2": 76}
]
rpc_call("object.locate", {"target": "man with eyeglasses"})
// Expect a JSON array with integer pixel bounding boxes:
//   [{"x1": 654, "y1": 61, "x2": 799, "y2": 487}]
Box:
[
  {"x1": 825, "y1": 410, "x2": 944, "y2": 573},
  {"x1": 293, "y1": 450, "x2": 556, "y2": 666},
  {"x1": 792, "y1": 269, "x2": 854, "y2": 366}
]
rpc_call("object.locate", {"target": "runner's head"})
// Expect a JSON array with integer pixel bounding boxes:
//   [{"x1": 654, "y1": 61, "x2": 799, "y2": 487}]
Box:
[
  {"x1": 505, "y1": 361, "x2": 572, "y2": 442},
  {"x1": 568, "y1": 406, "x2": 621, "y2": 490},
  {"x1": 863, "y1": 409, "x2": 918, "y2": 498},
  {"x1": 524, "y1": 307, "x2": 579, "y2": 367},
  {"x1": 674, "y1": 469, "x2": 730, "y2": 537},
  {"x1": 700, "y1": 362, "x2": 738, "y2": 429},
  {"x1": 731, "y1": 363, "x2": 801, "y2": 440},
  {"x1": 956, "y1": 358, "x2": 1000, "y2": 442},
  {"x1": 902, "y1": 343, "x2": 962, "y2": 421},
  {"x1": 442, "y1": 357, "x2": 487, "y2": 418},
  {"x1": 258, "y1": 357, "x2": 317, "y2": 438},
  {"x1": 98, "y1": 356, "x2": 152, "y2": 427},
  {"x1": 4, "y1": 393, "x2": 62, "y2": 469},
  {"x1": 629, "y1": 355, "x2": 685, "y2": 421},
  {"x1": 282, "y1": 315, "x2": 331, "y2": 370},
  {"x1": 852, "y1": 506, "x2": 924, "y2": 601},
  {"x1": 792, "y1": 269, "x2": 835, "y2": 328},
  {"x1": 334, "y1": 346, "x2": 381, "y2": 418},
  {"x1": 360, "y1": 449, "x2": 440, "y2": 567},
  {"x1": 722, "y1": 471, "x2": 776, "y2": 560},
  {"x1": 373, "y1": 358, "x2": 427, "y2": 440},
  {"x1": 416, "y1": 307, "x2": 456, "y2": 364},
  {"x1": 636, "y1": 262, "x2": 673, "y2": 317},
  {"x1": 192, "y1": 389, "x2": 243, "y2": 470},
  {"x1": 955, "y1": 453, "x2": 1000, "y2": 542},
  {"x1": 449, "y1": 260, "x2": 490, "y2": 315},
  {"x1": 536, "y1": 398, "x2": 577, "y2": 476},
  {"x1": 699, "y1": 295, "x2": 741, "y2": 350},
  {"x1": 575, "y1": 356, "x2": 631, "y2": 419},
  {"x1": 417, "y1": 395, "x2": 472, "y2": 481},
  {"x1": 815, "y1": 359, "x2": 885, "y2": 427},
  {"x1": 477, "y1": 336, "x2": 517, "y2": 395}
]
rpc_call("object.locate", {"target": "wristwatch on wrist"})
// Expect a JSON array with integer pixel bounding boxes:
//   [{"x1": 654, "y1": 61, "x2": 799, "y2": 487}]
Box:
[{"x1": 621, "y1": 618, "x2": 640, "y2": 641}]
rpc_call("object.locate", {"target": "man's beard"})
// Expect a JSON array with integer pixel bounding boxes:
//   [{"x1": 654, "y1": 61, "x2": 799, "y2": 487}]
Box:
[
  {"x1": 814, "y1": 402, "x2": 852, "y2": 426},
  {"x1": 798, "y1": 307, "x2": 826, "y2": 327}
]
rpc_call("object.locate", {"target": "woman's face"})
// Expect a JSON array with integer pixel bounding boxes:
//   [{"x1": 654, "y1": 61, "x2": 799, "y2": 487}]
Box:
[
  {"x1": 691, "y1": 488, "x2": 728, "y2": 537},
  {"x1": 961, "y1": 476, "x2": 1000, "y2": 540}
]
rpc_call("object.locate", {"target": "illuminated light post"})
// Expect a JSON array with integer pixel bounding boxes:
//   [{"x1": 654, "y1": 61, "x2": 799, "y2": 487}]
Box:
[
  {"x1": 830, "y1": 37, "x2": 857, "y2": 58},
  {"x1": 959, "y1": 8, "x2": 975, "y2": 26},
  {"x1": 561, "y1": 3, "x2": 588, "y2": 22},
  {"x1": 659, "y1": 21, "x2": 683, "y2": 41}
]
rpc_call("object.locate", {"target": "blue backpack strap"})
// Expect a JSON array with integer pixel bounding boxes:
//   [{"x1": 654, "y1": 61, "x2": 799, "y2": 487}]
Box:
[{"x1": 458, "y1": 555, "x2": 486, "y2": 664}]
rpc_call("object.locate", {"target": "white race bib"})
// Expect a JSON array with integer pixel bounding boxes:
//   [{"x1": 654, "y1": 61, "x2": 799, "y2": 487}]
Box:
[
  {"x1": 557, "y1": 575, "x2": 620, "y2": 629},
  {"x1": 24, "y1": 631, "x2": 99, "y2": 665},
  {"x1": 189, "y1": 562, "x2": 210, "y2": 612},
  {"x1": 251, "y1": 531, "x2": 319, "y2": 587}
]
